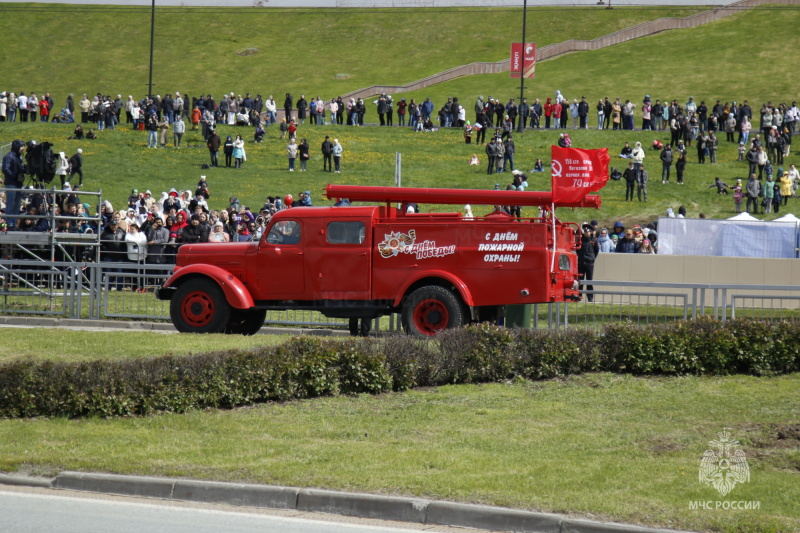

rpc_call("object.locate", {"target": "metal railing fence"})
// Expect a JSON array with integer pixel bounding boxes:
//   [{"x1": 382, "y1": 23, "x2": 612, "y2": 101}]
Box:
[{"x1": 1, "y1": 259, "x2": 799, "y2": 330}]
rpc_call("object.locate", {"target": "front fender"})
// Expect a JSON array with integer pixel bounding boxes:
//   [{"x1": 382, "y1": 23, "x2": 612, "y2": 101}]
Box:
[
  {"x1": 393, "y1": 271, "x2": 474, "y2": 308},
  {"x1": 158, "y1": 264, "x2": 254, "y2": 310}
]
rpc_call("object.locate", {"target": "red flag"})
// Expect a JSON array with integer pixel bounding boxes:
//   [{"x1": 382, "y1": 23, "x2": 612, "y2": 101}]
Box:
[{"x1": 550, "y1": 146, "x2": 610, "y2": 204}]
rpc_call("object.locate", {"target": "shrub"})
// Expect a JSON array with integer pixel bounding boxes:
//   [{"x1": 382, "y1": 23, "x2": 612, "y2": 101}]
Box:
[
  {"x1": 1, "y1": 319, "x2": 798, "y2": 419},
  {"x1": 436, "y1": 323, "x2": 515, "y2": 384},
  {"x1": 513, "y1": 328, "x2": 602, "y2": 379}
]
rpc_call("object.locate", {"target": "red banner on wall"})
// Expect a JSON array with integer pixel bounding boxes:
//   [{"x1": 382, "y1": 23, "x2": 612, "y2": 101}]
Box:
[
  {"x1": 550, "y1": 146, "x2": 610, "y2": 204},
  {"x1": 510, "y1": 42, "x2": 536, "y2": 79}
]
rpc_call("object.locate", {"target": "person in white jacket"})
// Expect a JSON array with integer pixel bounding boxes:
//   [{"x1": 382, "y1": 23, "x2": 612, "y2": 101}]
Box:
[
  {"x1": 124, "y1": 222, "x2": 148, "y2": 291},
  {"x1": 631, "y1": 141, "x2": 645, "y2": 183},
  {"x1": 55, "y1": 152, "x2": 70, "y2": 188},
  {"x1": 332, "y1": 138, "x2": 343, "y2": 173},
  {"x1": 264, "y1": 96, "x2": 277, "y2": 125}
]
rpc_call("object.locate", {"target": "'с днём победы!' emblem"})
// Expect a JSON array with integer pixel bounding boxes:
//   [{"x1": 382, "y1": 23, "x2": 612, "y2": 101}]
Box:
[
  {"x1": 378, "y1": 229, "x2": 456, "y2": 260},
  {"x1": 378, "y1": 230, "x2": 417, "y2": 258},
  {"x1": 699, "y1": 429, "x2": 750, "y2": 497}
]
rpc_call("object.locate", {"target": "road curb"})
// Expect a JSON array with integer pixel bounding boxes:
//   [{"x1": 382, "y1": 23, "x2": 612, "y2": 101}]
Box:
[
  {"x1": 0, "y1": 474, "x2": 53, "y2": 489},
  {"x1": 173, "y1": 479, "x2": 299, "y2": 509},
  {"x1": 0, "y1": 472, "x2": 697, "y2": 533},
  {"x1": 53, "y1": 471, "x2": 175, "y2": 499},
  {"x1": 425, "y1": 500, "x2": 563, "y2": 532},
  {"x1": 297, "y1": 488, "x2": 429, "y2": 523},
  {"x1": 561, "y1": 518, "x2": 692, "y2": 533}
]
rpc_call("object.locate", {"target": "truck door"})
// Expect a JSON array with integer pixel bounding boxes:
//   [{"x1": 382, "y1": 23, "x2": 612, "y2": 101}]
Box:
[
  {"x1": 257, "y1": 219, "x2": 305, "y2": 297},
  {"x1": 316, "y1": 219, "x2": 371, "y2": 300}
]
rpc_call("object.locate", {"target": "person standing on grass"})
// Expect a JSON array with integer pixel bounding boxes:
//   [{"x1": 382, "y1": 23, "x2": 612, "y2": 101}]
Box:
[
  {"x1": 173, "y1": 115, "x2": 185, "y2": 148},
  {"x1": 287, "y1": 138, "x2": 298, "y2": 172},
  {"x1": 296, "y1": 95, "x2": 308, "y2": 125},
  {"x1": 637, "y1": 164, "x2": 649, "y2": 202},
  {"x1": 660, "y1": 144, "x2": 673, "y2": 184},
  {"x1": 158, "y1": 115, "x2": 170, "y2": 148},
  {"x1": 283, "y1": 93, "x2": 293, "y2": 123},
  {"x1": 631, "y1": 141, "x2": 645, "y2": 182},
  {"x1": 233, "y1": 135, "x2": 245, "y2": 169},
  {"x1": 485, "y1": 138, "x2": 499, "y2": 176},
  {"x1": 321, "y1": 135, "x2": 333, "y2": 172},
  {"x1": 746, "y1": 173, "x2": 760, "y2": 214},
  {"x1": 332, "y1": 138, "x2": 343, "y2": 173},
  {"x1": 329, "y1": 97, "x2": 339, "y2": 126},
  {"x1": 146, "y1": 113, "x2": 158, "y2": 148},
  {"x1": 298, "y1": 138, "x2": 309, "y2": 172},
  {"x1": 675, "y1": 150, "x2": 687, "y2": 185},
  {"x1": 623, "y1": 162, "x2": 636, "y2": 201},
  {"x1": 207, "y1": 129, "x2": 220, "y2": 167},
  {"x1": 764, "y1": 175, "x2": 776, "y2": 214}
]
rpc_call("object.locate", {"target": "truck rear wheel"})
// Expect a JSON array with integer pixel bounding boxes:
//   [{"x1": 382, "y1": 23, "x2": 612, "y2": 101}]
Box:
[
  {"x1": 402, "y1": 285, "x2": 465, "y2": 337},
  {"x1": 225, "y1": 309, "x2": 267, "y2": 335},
  {"x1": 170, "y1": 279, "x2": 231, "y2": 334}
]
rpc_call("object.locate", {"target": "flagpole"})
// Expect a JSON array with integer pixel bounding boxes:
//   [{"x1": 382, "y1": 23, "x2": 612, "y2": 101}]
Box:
[
  {"x1": 550, "y1": 202, "x2": 557, "y2": 274},
  {"x1": 517, "y1": 0, "x2": 527, "y2": 133}
]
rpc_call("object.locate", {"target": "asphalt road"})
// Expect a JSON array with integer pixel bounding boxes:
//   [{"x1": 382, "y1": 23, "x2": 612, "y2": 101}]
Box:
[{"x1": 0, "y1": 486, "x2": 474, "y2": 533}]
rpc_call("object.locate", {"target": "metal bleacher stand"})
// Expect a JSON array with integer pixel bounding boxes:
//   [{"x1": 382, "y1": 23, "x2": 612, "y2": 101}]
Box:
[{"x1": 0, "y1": 186, "x2": 103, "y2": 263}]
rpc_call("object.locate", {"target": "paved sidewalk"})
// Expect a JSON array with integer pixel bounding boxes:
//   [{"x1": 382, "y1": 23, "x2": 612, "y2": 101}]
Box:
[{"x1": 0, "y1": 472, "x2": 695, "y2": 533}]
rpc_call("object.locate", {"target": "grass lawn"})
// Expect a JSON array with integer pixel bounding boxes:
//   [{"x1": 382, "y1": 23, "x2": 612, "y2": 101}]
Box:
[
  {"x1": 0, "y1": 4, "x2": 699, "y2": 99},
  {"x1": 0, "y1": 372, "x2": 797, "y2": 532},
  {"x1": 0, "y1": 328, "x2": 289, "y2": 363}
]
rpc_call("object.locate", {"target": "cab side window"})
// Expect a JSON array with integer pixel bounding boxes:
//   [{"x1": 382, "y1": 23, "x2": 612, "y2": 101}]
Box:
[
  {"x1": 266, "y1": 220, "x2": 302, "y2": 245},
  {"x1": 326, "y1": 221, "x2": 365, "y2": 245}
]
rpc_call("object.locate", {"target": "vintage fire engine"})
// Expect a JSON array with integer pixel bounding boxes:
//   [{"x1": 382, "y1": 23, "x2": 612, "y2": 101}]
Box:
[{"x1": 156, "y1": 184, "x2": 599, "y2": 336}]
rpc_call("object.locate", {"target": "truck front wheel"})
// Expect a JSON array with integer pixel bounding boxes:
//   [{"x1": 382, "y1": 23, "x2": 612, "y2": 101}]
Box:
[
  {"x1": 170, "y1": 279, "x2": 231, "y2": 334},
  {"x1": 401, "y1": 285, "x2": 466, "y2": 337}
]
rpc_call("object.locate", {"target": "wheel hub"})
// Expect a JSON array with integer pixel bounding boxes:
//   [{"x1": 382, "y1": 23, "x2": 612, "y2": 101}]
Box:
[
  {"x1": 181, "y1": 291, "x2": 215, "y2": 327},
  {"x1": 413, "y1": 298, "x2": 449, "y2": 335}
]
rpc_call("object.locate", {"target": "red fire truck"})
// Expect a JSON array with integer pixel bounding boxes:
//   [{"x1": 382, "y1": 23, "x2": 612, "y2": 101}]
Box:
[{"x1": 156, "y1": 185, "x2": 599, "y2": 337}]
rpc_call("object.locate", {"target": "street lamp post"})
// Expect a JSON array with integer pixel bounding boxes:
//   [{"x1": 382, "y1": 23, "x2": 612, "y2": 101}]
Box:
[
  {"x1": 517, "y1": 0, "x2": 527, "y2": 133},
  {"x1": 148, "y1": 0, "x2": 155, "y2": 98}
]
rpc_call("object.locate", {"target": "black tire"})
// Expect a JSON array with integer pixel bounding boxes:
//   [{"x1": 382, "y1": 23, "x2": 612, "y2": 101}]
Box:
[
  {"x1": 225, "y1": 309, "x2": 267, "y2": 335},
  {"x1": 401, "y1": 285, "x2": 466, "y2": 337},
  {"x1": 170, "y1": 278, "x2": 231, "y2": 334}
]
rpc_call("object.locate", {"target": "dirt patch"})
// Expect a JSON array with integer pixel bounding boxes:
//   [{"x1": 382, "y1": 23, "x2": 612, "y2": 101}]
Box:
[
  {"x1": 645, "y1": 436, "x2": 687, "y2": 455},
  {"x1": 776, "y1": 424, "x2": 800, "y2": 442},
  {"x1": 236, "y1": 47, "x2": 260, "y2": 56}
]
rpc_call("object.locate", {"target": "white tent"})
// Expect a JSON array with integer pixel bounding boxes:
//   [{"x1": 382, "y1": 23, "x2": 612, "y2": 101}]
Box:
[
  {"x1": 658, "y1": 216, "x2": 799, "y2": 258},
  {"x1": 727, "y1": 212, "x2": 760, "y2": 221},
  {"x1": 773, "y1": 213, "x2": 800, "y2": 224}
]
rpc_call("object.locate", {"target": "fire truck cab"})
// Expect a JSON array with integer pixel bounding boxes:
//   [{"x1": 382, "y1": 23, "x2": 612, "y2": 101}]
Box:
[{"x1": 156, "y1": 185, "x2": 599, "y2": 337}]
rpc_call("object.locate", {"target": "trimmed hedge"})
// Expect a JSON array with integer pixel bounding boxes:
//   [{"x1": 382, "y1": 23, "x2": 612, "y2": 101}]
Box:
[{"x1": 1, "y1": 318, "x2": 798, "y2": 418}]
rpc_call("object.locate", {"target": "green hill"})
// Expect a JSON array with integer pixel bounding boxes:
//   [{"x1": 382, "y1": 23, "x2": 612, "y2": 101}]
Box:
[
  {"x1": 1, "y1": 3, "x2": 698, "y2": 98},
  {"x1": 1, "y1": 4, "x2": 798, "y2": 228}
]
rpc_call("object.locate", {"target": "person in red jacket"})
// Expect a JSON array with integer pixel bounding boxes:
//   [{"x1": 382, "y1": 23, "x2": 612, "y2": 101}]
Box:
[{"x1": 544, "y1": 97, "x2": 553, "y2": 129}]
